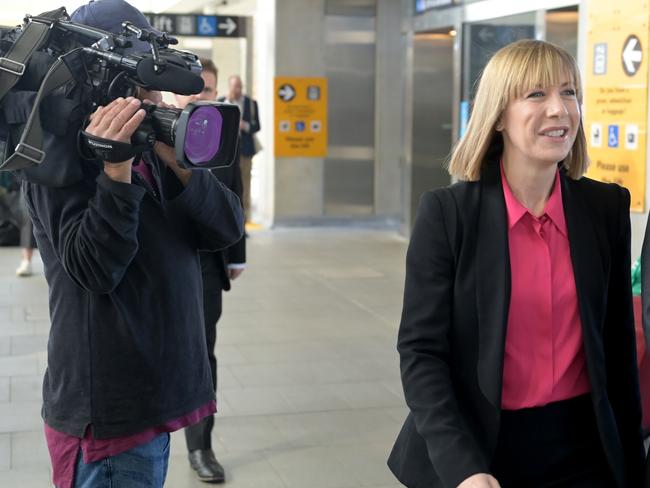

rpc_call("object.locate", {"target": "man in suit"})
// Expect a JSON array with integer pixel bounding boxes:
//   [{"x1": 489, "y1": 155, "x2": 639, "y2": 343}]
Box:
[
  {"x1": 219, "y1": 75, "x2": 260, "y2": 221},
  {"x1": 176, "y1": 59, "x2": 246, "y2": 484}
]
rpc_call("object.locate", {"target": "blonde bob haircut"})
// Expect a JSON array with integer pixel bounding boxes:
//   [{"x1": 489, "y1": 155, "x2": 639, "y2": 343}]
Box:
[{"x1": 448, "y1": 39, "x2": 589, "y2": 181}]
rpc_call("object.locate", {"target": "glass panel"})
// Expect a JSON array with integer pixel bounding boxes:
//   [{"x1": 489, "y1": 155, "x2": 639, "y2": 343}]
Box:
[
  {"x1": 546, "y1": 7, "x2": 578, "y2": 59},
  {"x1": 411, "y1": 32, "x2": 454, "y2": 225},
  {"x1": 459, "y1": 12, "x2": 536, "y2": 138}
]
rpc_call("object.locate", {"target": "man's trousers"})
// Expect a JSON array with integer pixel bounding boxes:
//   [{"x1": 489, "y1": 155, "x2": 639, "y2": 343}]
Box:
[{"x1": 184, "y1": 269, "x2": 223, "y2": 451}]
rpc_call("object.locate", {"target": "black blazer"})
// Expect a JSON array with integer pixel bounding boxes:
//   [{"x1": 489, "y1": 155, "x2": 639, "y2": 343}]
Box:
[
  {"x1": 200, "y1": 152, "x2": 246, "y2": 292},
  {"x1": 388, "y1": 160, "x2": 645, "y2": 488},
  {"x1": 218, "y1": 95, "x2": 260, "y2": 157}
]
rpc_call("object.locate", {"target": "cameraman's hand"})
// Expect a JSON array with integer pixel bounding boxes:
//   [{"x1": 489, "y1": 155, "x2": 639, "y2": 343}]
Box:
[
  {"x1": 142, "y1": 99, "x2": 192, "y2": 187},
  {"x1": 87, "y1": 97, "x2": 145, "y2": 183},
  {"x1": 457, "y1": 474, "x2": 501, "y2": 488}
]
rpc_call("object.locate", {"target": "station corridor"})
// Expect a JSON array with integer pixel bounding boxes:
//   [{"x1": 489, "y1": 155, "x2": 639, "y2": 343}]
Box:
[{"x1": 0, "y1": 228, "x2": 409, "y2": 487}]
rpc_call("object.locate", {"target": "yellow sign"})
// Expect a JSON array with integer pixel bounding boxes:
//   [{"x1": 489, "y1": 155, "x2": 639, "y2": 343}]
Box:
[
  {"x1": 585, "y1": 0, "x2": 649, "y2": 211},
  {"x1": 274, "y1": 77, "x2": 328, "y2": 157}
]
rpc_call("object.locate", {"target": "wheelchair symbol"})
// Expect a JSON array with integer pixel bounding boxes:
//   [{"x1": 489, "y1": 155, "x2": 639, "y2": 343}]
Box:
[{"x1": 608, "y1": 125, "x2": 619, "y2": 148}]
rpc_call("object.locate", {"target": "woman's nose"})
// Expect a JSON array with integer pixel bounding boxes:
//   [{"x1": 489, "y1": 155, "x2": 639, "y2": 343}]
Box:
[{"x1": 546, "y1": 92, "x2": 569, "y2": 117}]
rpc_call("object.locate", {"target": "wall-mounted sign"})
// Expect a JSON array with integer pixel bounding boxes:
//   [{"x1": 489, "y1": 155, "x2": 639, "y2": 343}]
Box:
[
  {"x1": 274, "y1": 77, "x2": 328, "y2": 158},
  {"x1": 584, "y1": 0, "x2": 649, "y2": 212},
  {"x1": 143, "y1": 14, "x2": 247, "y2": 38}
]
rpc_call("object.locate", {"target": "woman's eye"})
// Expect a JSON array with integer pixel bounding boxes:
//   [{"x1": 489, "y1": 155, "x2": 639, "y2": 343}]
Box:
[
  {"x1": 563, "y1": 89, "x2": 577, "y2": 96},
  {"x1": 527, "y1": 91, "x2": 544, "y2": 98}
]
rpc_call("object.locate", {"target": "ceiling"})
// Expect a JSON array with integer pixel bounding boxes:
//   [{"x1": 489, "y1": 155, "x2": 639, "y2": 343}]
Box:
[{"x1": 0, "y1": 0, "x2": 257, "y2": 26}]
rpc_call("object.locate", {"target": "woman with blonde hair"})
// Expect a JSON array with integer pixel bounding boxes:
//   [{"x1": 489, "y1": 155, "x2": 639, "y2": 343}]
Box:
[{"x1": 388, "y1": 39, "x2": 645, "y2": 488}]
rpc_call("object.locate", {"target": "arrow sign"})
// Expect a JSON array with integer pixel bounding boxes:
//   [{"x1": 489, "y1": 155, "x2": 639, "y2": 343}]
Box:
[
  {"x1": 278, "y1": 84, "x2": 296, "y2": 102},
  {"x1": 478, "y1": 27, "x2": 494, "y2": 44},
  {"x1": 622, "y1": 35, "x2": 642, "y2": 76},
  {"x1": 218, "y1": 17, "x2": 237, "y2": 36}
]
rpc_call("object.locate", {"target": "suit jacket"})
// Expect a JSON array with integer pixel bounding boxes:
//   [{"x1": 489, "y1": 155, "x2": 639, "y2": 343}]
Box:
[
  {"x1": 218, "y1": 95, "x2": 260, "y2": 157},
  {"x1": 200, "y1": 152, "x2": 245, "y2": 293},
  {"x1": 387, "y1": 159, "x2": 645, "y2": 488}
]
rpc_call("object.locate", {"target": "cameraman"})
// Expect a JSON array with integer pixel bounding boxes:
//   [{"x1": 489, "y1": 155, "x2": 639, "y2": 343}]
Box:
[{"x1": 22, "y1": 1, "x2": 244, "y2": 487}]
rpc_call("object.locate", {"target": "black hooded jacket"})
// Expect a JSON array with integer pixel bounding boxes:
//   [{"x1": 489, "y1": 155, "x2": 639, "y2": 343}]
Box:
[{"x1": 24, "y1": 154, "x2": 243, "y2": 438}]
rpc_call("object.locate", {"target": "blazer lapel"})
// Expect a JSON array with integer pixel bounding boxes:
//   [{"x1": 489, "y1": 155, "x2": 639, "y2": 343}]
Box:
[
  {"x1": 560, "y1": 174, "x2": 606, "y2": 380},
  {"x1": 476, "y1": 161, "x2": 511, "y2": 408}
]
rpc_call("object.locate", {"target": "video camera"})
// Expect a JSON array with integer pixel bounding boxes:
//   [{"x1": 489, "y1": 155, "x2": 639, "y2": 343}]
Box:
[{"x1": 0, "y1": 7, "x2": 240, "y2": 184}]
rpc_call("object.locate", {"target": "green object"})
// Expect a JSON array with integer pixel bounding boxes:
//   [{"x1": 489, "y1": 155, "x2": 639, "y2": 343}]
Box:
[
  {"x1": 632, "y1": 257, "x2": 642, "y2": 296},
  {"x1": 0, "y1": 171, "x2": 13, "y2": 190}
]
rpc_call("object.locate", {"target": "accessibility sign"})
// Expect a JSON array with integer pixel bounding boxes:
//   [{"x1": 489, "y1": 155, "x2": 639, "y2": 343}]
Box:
[
  {"x1": 625, "y1": 124, "x2": 639, "y2": 149},
  {"x1": 274, "y1": 77, "x2": 328, "y2": 158},
  {"x1": 585, "y1": 0, "x2": 649, "y2": 211},
  {"x1": 608, "y1": 125, "x2": 619, "y2": 147},
  {"x1": 144, "y1": 13, "x2": 247, "y2": 38},
  {"x1": 591, "y1": 123, "x2": 602, "y2": 147},
  {"x1": 593, "y1": 43, "x2": 607, "y2": 75},
  {"x1": 197, "y1": 16, "x2": 217, "y2": 36}
]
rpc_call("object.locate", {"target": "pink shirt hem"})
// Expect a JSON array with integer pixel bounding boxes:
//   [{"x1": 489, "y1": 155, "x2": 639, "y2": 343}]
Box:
[{"x1": 45, "y1": 400, "x2": 216, "y2": 488}]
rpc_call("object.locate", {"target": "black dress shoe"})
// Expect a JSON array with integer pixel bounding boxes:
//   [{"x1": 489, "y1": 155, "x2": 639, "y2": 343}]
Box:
[{"x1": 188, "y1": 449, "x2": 225, "y2": 483}]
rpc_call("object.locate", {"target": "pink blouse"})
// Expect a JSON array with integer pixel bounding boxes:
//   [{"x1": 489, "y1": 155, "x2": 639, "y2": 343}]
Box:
[{"x1": 500, "y1": 166, "x2": 591, "y2": 410}]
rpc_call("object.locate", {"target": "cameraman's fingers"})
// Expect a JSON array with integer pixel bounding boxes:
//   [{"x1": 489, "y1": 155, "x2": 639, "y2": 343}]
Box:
[
  {"x1": 117, "y1": 108, "x2": 146, "y2": 141},
  {"x1": 107, "y1": 99, "x2": 143, "y2": 136},
  {"x1": 87, "y1": 105, "x2": 105, "y2": 125},
  {"x1": 88, "y1": 98, "x2": 128, "y2": 132}
]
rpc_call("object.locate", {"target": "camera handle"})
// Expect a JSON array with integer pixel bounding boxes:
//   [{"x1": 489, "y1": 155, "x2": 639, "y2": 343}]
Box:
[{"x1": 121, "y1": 22, "x2": 178, "y2": 74}]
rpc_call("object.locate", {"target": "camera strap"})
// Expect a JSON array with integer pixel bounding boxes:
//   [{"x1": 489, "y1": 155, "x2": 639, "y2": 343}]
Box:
[
  {"x1": 0, "y1": 16, "x2": 60, "y2": 103},
  {"x1": 0, "y1": 49, "x2": 80, "y2": 171},
  {"x1": 78, "y1": 131, "x2": 140, "y2": 163}
]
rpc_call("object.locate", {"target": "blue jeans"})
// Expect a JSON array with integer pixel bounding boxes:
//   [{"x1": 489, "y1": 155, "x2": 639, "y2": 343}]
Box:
[{"x1": 73, "y1": 433, "x2": 170, "y2": 488}]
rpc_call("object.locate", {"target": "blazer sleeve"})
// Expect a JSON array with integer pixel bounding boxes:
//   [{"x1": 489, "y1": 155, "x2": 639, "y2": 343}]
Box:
[
  {"x1": 398, "y1": 191, "x2": 489, "y2": 488},
  {"x1": 223, "y1": 155, "x2": 246, "y2": 265},
  {"x1": 604, "y1": 187, "x2": 645, "y2": 486},
  {"x1": 247, "y1": 98, "x2": 260, "y2": 135}
]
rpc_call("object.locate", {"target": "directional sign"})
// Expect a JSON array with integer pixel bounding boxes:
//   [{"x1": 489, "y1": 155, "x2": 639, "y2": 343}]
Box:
[
  {"x1": 144, "y1": 14, "x2": 247, "y2": 38},
  {"x1": 278, "y1": 84, "x2": 296, "y2": 102},
  {"x1": 622, "y1": 35, "x2": 643, "y2": 76},
  {"x1": 218, "y1": 17, "x2": 237, "y2": 36},
  {"x1": 275, "y1": 77, "x2": 328, "y2": 158},
  {"x1": 585, "y1": 0, "x2": 649, "y2": 211}
]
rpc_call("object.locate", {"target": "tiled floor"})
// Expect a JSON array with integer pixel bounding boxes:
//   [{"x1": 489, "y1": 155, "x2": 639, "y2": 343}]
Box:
[{"x1": 0, "y1": 228, "x2": 409, "y2": 487}]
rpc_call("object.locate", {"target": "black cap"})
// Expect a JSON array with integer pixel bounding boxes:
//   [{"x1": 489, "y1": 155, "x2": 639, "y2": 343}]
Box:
[{"x1": 70, "y1": 0, "x2": 162, "y2": 53}]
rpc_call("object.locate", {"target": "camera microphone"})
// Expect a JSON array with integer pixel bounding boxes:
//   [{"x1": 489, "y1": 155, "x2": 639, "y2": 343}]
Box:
[{"x1": 136, "y1": 57, "x2": 204, "y2": 95}]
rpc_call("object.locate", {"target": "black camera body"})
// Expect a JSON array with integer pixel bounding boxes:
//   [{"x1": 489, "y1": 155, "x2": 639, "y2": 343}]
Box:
[{"x1": 0, "y1": 7, "x2": 240, "y2": 185}]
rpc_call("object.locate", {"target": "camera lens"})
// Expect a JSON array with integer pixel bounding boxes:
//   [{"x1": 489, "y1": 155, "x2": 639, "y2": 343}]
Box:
[{"x1": 184, "y1": 106, "x2": 223, "y2": 166}]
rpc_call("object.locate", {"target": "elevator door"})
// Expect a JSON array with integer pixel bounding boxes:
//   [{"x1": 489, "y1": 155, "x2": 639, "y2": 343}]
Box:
[{"x1": 411, "y1": 33, "x2": 454, "y2": 226}]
